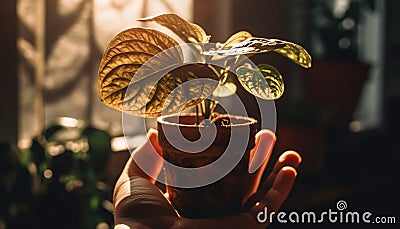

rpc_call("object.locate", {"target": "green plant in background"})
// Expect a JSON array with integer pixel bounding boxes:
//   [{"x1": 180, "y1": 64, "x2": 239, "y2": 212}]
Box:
[
  {"x1": 0, "y1": 119, "x2": 114, "y2": 228},
  {"x1": 311, "y1": 0, "x2": 375, "y2": 61}
]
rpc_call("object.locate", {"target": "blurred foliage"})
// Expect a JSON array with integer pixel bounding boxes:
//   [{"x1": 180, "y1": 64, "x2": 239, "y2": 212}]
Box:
[
  {"x1": 311, "y1": 0, "x2": 375, "y2": 60},
  {"x1": 0, "y1": 121, "x2": 114, "y2": 228}
]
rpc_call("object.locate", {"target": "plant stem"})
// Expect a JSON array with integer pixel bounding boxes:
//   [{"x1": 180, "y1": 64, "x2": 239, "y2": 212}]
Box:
[
  {"x1": 195, "y1": 104, "x2": 200, "y2": 125},
  {"x1": 202, "y1": 99, "x2": 218, "y2": 121}
]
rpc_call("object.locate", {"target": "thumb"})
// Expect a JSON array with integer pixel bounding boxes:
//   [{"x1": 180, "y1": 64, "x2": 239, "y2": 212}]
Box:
[
  {"x1": 248, "y1": 129, "x2": 276, "y2": 174},
  {"x1": 130, "y1": 128, "x2": 164, "y2": 182}
]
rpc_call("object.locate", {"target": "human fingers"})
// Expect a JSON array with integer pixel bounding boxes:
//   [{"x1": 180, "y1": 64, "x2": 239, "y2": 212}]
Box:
[
  {"x1": 114, "y1": 129, "x2": 164, "y2": 206},
  {"x1": 244, "y1": 151, "x2": 301, "y2": 209},
  {"x1": 114, "y1": 176, "x2": 177, "y2": 220},
  {"x1": 257, "y1": 151, "x2": 301, "y2": 197},
  {"x1": 125, "y1": 128, "x2": 164, "y2": 182},
  {"x1": 259, "y1": 166, "x2": 297, "y2": 213},
  {"x1": 114, "y1": 129, "x2": 177, "y2": 219},
  {"x1": 272, "y1": 150, "x2": 302, "y2": 174},
  {"x1": 244, "y1": 166, "x2": 297, "y2": 228}
]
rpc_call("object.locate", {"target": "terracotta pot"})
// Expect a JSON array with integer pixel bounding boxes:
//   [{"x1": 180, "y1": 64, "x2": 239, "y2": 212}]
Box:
[{"x1": 157, "y1": 114, "x2": 261, "y2": 218}]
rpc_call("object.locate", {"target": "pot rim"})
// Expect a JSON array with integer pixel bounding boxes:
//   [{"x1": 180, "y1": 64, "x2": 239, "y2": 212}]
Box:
[{"x1": 157, "y1": 113, "x2": 257, "y2": 128}]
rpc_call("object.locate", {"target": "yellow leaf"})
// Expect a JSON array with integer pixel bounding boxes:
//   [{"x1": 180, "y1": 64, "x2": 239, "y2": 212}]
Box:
[
  {"x1": 122, "y1": 64, "x2": 219, "y2": 117},
  {"x1": 274, "y1": 41, "x2": 312, "y2": 68},
  {"x1": 220, "y1": 31, "x2": 253, "y2": 49},
  {"x1": 138, "y1": 13, "x2": 210, "y2": 43},
  {"x1": 98, "y1": 28, "x2": 183, "y2": 112}
]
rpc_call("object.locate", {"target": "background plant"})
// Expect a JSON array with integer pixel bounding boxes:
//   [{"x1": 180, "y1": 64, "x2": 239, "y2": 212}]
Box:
[{"x1": 0, "y1": 120, "x2": 113, "y2": 228}]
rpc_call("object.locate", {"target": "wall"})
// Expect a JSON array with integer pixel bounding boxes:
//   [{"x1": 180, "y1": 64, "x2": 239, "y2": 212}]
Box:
[{"x1": 0, "y1": 0, "x2": 18, "y2": 144}]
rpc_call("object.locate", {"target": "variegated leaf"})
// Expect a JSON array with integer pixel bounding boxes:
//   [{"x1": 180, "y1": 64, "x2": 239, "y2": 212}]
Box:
[
  {"x1": 98, "y1": 28, "x2": 184, "y2": 112},
  {"x1": 203, "y1": 37, "x2": 286, "y2": 56},
  {"x1": 274, "y1": 41, "x2": 312, "y2": 68},
  {"x1": 122, "y1": 64, "x2": 219, "y2": 117},
  {"x1": 220, "y1": 31, "x2": 253, "y2": 49},
  {"x1": 204, "y1": 37, "x2": 312, "y2": 69},
  {"x1": 236, "y1": 64, "x2": 284, "y2": 100}
]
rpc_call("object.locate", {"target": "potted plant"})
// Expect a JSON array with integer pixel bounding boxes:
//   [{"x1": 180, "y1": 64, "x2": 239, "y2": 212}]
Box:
[{"x1": 97, "y1": 13, "x2": 311, "y2": 218}]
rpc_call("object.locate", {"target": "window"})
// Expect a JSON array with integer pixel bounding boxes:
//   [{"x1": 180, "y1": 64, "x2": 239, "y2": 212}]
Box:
[{"x1": 17, "y1": 0, "x2": 193, "y2": 145}]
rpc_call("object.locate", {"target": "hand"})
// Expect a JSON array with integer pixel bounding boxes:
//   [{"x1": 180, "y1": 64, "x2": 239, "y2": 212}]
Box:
[{"x1": 113, "y1": 129, "x2": 301, "y2": 229}]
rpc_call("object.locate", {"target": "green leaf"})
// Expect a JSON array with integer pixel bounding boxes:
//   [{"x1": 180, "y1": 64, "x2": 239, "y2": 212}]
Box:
[
  {"x1": 274, "y1": 41, "x2": 312, "y2": 68},
  {"x1": 122, "y1": 63, "x2": 219, "y2": 117},
  {"x1": 98, "y1": 28, "x2": 183, "y2": 112},
  {"x1": 31, "y1": 137, "x2": 46, "y2": 166},
  {"x1": 83, "y1": 127, "x2": 111, "y2": 172},
  {"x1": 138, "y1": 13, "x2": 210, "y2": 43},
  {"x1": 236, "y1": 64, "x2": 284, "y2": 100}
]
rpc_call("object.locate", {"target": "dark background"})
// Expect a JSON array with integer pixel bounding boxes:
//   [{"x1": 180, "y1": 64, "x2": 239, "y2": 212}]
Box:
[{"x1": 1, "y1": 0, "x2": 399, "y2": 228}]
